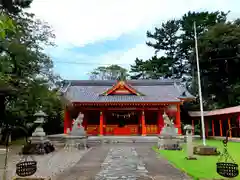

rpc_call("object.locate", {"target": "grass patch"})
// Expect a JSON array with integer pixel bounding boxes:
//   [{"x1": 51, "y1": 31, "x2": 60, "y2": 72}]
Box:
[{"x1": 153, "y1": 139, "x2": 240, "y2": 180}]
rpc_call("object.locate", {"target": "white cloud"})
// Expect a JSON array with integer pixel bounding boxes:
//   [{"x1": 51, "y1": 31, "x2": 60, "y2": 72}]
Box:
[
  {"x1": 29, "y1": 0, "x2": 240, "y2": 79},
  {"x1": 29, "y1": 0, "x2": 238, "y2": 47},
  {"x1": 100, "y1": 43, "x2": 155, "y2": 68}
]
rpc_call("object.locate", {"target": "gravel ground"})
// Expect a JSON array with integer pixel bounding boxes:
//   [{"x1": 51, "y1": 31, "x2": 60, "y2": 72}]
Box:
[{"x1": 1, "y1": 146, "x2": 88, "y2": 180}]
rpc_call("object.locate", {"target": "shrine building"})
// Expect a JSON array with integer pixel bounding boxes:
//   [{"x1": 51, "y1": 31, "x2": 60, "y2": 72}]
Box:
[{"x1": 61, "y1": 79, "x2": 194, "y2": 136}]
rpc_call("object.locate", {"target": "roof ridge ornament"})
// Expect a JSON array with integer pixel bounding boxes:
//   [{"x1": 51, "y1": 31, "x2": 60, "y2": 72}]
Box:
[{"x1": 100, "y1": 80, "x2": 144, "y2": 96}]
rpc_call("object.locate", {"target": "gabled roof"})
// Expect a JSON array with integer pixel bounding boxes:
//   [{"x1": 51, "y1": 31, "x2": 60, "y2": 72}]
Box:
[
  {"x1": 101, "y1": 81, "x2": 143, "y2": 96},
  {"x1": 60, "y1": 79, "x2": 194, "y2": 103}
]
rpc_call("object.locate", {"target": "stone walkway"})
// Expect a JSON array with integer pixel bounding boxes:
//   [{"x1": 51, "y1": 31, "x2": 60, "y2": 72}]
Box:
[
  {"x1": 55, "y1": 144, "x2": 191, "y2": 180},
  {"x1": 1, "y1": 146, "x2": 87, "y2": 180},
  {"x1": 54, "y1": 146, "x2": 109, "y2": 180},
  {"x1": 95, "y1": 147, "x2": 149, "y2": 180}
]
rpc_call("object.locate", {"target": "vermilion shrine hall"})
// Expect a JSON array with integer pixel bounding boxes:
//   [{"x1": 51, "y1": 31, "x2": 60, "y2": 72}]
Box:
[{"x1": 61, "y1": 80, "x2": 194, "y2": 136}]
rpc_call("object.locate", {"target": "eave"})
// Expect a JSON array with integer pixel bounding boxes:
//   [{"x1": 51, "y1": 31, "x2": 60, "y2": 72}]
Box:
[{"x1": 71, "y1": 101, "x2": 182, "y2": 107}]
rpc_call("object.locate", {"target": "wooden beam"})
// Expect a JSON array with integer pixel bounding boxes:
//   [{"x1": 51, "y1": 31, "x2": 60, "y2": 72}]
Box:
[{"x1": 73, "y1": 101, "x2": 182, "y2": 106}]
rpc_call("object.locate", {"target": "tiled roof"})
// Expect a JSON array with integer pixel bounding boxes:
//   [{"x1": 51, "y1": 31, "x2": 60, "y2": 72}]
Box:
[
  {"x1": 189, "y1": 105, "x2": 240, "y2": 117},
  {"x1": 61, "y1": 80, "x2": 194, "y2": 103}
]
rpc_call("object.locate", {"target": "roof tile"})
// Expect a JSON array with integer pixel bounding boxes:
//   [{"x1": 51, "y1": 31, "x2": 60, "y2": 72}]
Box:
[{"x1": 62, "y1": 80, "x2": 194, "y2": 103}]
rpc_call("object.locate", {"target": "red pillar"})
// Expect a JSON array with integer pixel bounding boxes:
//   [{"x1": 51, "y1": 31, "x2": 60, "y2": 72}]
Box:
[
  {"x1": 157, "y1": 111, "x2": 164, "y2": 134},
  {"x1": 99, "y1": 111, "x2": 104, "y2": 135},
  {"x1": 64, "y1": 108, "x2": 71, "y2": 134},
  {"x1": 219, "y1": 120, "x2": 223, "y2": 137},
  {"x1": 212, "y1": 120, "x2": 215, "y2": 136},
  {"x1": 141, "y1": 110, "x2": 146, "y2": 136},
  {"x1": 103, "y1": 112, "x2": 106, "y2": 134},
  {"x1": 175, "y1": 104, "x2": 182, "y2": 135}
]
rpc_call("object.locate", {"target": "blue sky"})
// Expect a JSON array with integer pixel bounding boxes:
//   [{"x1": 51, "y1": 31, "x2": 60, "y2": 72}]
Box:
[{"x1": 30, "y1": 0, "x2": 240, "y2": 80}]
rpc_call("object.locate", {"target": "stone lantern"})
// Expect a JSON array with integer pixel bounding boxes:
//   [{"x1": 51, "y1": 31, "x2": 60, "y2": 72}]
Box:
[
  {"x1": 22, "y1": 110, "x2": 55, "y2": 155},
  {"x1": 184, "y1": 125, "x2": 197, "y2": 160},
  {"x1": 31, "y1": 110, "x2": 47, "y2": 141}
]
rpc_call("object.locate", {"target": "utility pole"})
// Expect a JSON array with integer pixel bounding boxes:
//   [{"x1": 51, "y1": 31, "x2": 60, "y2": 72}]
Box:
[{"x1": 194, "y1": 21, "x2": 206, "y2": 146}]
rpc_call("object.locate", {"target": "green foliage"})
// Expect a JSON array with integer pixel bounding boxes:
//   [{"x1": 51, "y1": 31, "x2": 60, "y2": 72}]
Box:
[
  {"x1": 131, "y1": 11, "x2": 228, "y2": 81},
  {"x1": 131, "y1": 10, "x2": 240, "y2": 110},
  {"x1": 0, "y1": 2, "x2": 63, "y2": 137},
  {"x1": 196, "y1": 21, "x2": 240, "y2": 108},
  {"x1": 130, "y1": 56, "x2": 172, "y2": 79},
  {"x1": 0, "y1": 14, "x2": 15, "y2": 39},
  {"x1": 89, "y1": 64, "x2": 129, "y2": 80},
  {"x1": 0, "y1": 0, "x2": 33, "y2": 14}
]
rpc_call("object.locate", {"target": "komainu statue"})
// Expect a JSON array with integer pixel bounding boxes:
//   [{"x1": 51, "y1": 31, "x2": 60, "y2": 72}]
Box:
[{"x1": 162, "y1": 111, "x2": 174, "y2": 127}]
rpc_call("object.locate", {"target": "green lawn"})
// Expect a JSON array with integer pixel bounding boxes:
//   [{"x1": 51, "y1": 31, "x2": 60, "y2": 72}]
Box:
[{"x1": 153, "y1": 139, "x2": 240, "y2": 180}]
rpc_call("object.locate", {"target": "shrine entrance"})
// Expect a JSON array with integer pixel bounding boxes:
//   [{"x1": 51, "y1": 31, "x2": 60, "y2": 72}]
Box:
[{"x1": 105, "y1": 111, "x2": 140, "y2": 135}]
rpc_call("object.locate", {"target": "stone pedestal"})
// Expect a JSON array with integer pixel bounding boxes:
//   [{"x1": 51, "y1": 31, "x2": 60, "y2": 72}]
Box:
[
  {"x1": 64, "y1": 112, "x2": 88, "y2": 150},
  {"x1": 21, "y1": 110, "x2": 55, "y2": 155},
  {"x1": 193, "y1": 145, "x2": 219, "y2": 155},
  {"x1": 158, "y1": 126, "x2": 182, "y2": 150}
]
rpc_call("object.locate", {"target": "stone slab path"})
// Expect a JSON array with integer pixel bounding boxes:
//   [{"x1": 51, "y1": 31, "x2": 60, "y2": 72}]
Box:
[
  {"x1": 55, "y1": 144, "x2": 191, "y2": 180},
  {"x1": 54, "y1": 146, "x2": 109, "y2": 180},
  {"x1": 95, "y1": 147, "x2": 149, "y2": 180}
]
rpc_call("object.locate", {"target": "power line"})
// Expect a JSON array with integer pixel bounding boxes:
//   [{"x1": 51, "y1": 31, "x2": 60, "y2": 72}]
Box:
[
  {"x1": 53, "y1": 61, "x2": 132, "y2": 66},
  {"x1": 53, "y1": 56, "x2": 239, "y2": 66}
]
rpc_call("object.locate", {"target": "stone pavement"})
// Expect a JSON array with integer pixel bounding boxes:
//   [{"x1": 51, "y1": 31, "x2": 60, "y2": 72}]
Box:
[
  {"x1": 55, "y1": 144, "x2": 191, "y2": 180},
  {"x1": 54, "y1": 146, "x2": 109, "y2": 180},
  {"x1": 2, "y1": 146, "x2": 87, "y2": 180},
  {"x1": 95, "y1": 147, "x2": 149, "y2": 180}
]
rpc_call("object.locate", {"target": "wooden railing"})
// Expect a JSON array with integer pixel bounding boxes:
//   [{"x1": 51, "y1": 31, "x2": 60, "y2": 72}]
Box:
[
  {"x1": 86, "y1": 124, "x2": 158, "y2": 135},
  {"x1": 105, "y1": 125, "x2": 118, "y2": 135},
  {"x1": 86, "y1": 125, "x2": 99, "y2": 135},
  {"x1": 146, "y1": 125, "x2": 158, "y2": 134}
]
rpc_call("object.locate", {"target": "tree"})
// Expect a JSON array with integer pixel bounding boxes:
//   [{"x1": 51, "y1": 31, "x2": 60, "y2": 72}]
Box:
[
  {"x1": 89, "y1": 65, "x2": 129, "y2": 80},
  {"x1": 0, "y1": 3, "x2": 63, "y2": 138},
  {"x1": 0, "y1": 0, "x2": 33, "y2": 14},
  {"x1": 0, "y1": 13, "x2": 15, "y2": 39},
  {"x1": 195, "y1": 20, "x2": 240, "y2": 109},
  {"x1": 132, "y1": 11, "x2": 228, "y2": 80},
  {"x1": 146, "y1": 20, "x2": 180, "y2": 58},
  {"x1": 130, "y1": 56, "x2": 171, "y2": 79}
]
